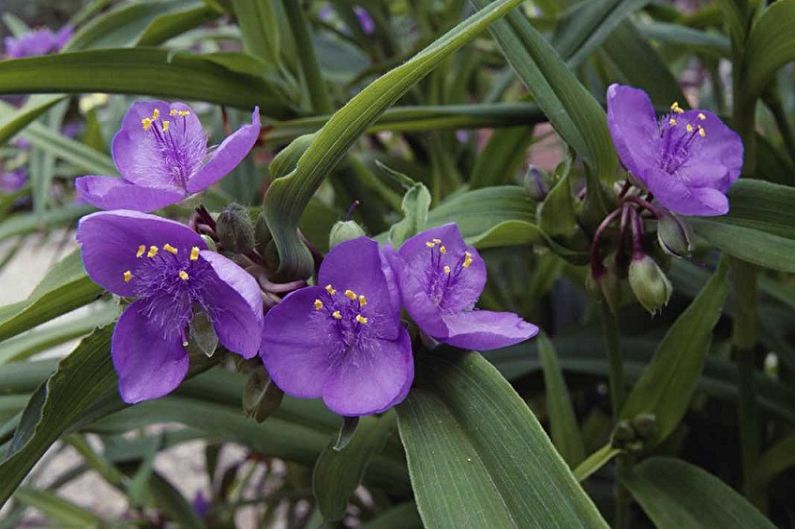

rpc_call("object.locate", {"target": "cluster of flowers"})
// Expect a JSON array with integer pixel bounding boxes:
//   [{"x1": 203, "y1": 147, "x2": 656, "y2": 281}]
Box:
[{"x1": 74, "y1": 100, "x2": 538, "y2": 417}]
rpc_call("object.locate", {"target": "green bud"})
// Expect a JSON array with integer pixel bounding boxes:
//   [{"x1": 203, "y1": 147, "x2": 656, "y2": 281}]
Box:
[
  {"x1": 524, "y1": 165, "x2": 550, "y2": 201},
  {"x1": 611, "y1": 419, "x2": 636, "y2": 447},
  {"x1": 631, "y1": 413, "x2": 658, "y2": 440},
  {"x1": 243, "y1": 370, "x2": 285, "y2": 423},
  {"x1": 200, "y1": 234, "x2": 217, "y2": 252},
  {"x1": 254, "y1": 212, "x2": 272, "y2": 256},
  {"x1": 217, "y1": 203, "x2": 255, "y2": 254},
  {"x1": 329, "y1": 220, "x2": 366, "y2": 249},
  {"x1": 628, "y1": 255, "x2": 672, "y2": 314},
  {"x1": 188, "y1": 310, "x2": 218, "y2": 358},
  {"x1": 657, "y1": 212, "x2": 693, "y2": 258}
]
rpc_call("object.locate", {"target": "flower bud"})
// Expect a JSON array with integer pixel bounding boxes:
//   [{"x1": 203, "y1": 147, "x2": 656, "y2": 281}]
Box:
[
  {"x1": 656, "y1": 212, "x2": 693, "y2": 258},
  {"x1": 217, "y1": 203, "x2": 255, "y2": 255},
  {"x1": 611, "y1": 419, "x2": 636, "y2": 448},
  {"x1": 200, "y1": 234, "x2": 217, "y2": 252},
  {"x1": 254, "y1": 212, "x2": 272, "y2": 256},
  {"x1": 628, "y1": 254, "x2": 672, "y2": 314},
  {"x1": 523, "y1": 165, "x2": 550, "y2": 201},
  {"x1": 631, "y1": 413, "x2": 658, "y2": 440},
  {"x1": 243, "y1": 369, "x2": 285, "y2": 423},
  {"x1": 329, "y1": 220, "x2": 366, "y2": 249}
]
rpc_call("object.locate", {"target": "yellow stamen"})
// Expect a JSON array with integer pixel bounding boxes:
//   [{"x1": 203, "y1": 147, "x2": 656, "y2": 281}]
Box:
[
  {"x1": 141, "y1": 117, "x2": 152, "y2": 131},
  {"x1": 444, "y1": 265, "x2": 451, "y2": 274},
  {"x1": 151, "y1": 108, "x2": 160, "y2": 120},
  {"x1": 358, "y1": 295, "x2": 367, "y2": 307},
  {"x1": 147, "y1": 245, "x2": 158, "y2": 258},
  {"x1": 162, "y1": 120, "x2": 170, "y2": 132},
  {"x1": 670, "y1": 101, "x2": 684, "y2": 114},
  {"x1": 178, "y1": 110, "x2": 190, "y2": 117},
  {"x1": 425, "y1": 241, "x2": 436, "y2": 248},
  {"x1": 314, "y1": 299, "x2": 324, "y2": 310},
  {"x1": 325, "y1": 284, "x2": 336, "y2": 295},
  {"x1": 178, "y1": 270, "x2": 189, "y2": 281},
  {"x1": 344, "y1": 289, "x2": 357, "y2": 300},
  {"x1": 697, "y1": 112, "x2": 706, "y2": 121},
  {"x1": 332, "y1": 310, "x2": 342, "y2": 320},
  {"x1": 123, "y1": 270, "x2": 133, "y2": 283},
  {"x1": 668, "y1": 118, "x2": 677, "y2": 126},
  {"x1": 686, "y1": 124, "x2": 694, "y2": 133},
  {"x1": 432, "y1": 238, "x2": 442, "y2": 244},
  {"x1": 698, "y1": 127, "x2": 706, "y2": 138},
  {"x1": 439, "y1": 245, "x2": 447, "y2": 254},
  {"x1": 136, "y1": 245, "x2": 146, "y2": 258},
  {"x1": 463, "y1": 251, "x2": 473, "y2": 268},
  {"x1": 355, "y1": 314, "x2": 368, "y2": 324},
  {"x1": 163, "y1": 243, "x2": 178, "y2": 255},
  {"x1": 190, "y1": 246, "x2": 200, "y2": 261},
  {"x1": 169, "y1": 109, "x2": 179, "y2": 116}
]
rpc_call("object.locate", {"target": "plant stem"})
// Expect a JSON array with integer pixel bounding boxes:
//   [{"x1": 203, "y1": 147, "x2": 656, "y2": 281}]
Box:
[{"x1": 600, "y1": 304, "x2": 625, "y2": 420}]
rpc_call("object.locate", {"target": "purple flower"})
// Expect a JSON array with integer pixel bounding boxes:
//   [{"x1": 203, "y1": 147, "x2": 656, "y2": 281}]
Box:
[
  {"x1": 353, "y1": 6, "x2": 376, "y2": 35},
  {"x1": 387, "y1": 224, "x2": 539, "y2": 350},
  {"x1": 192, "y1": 491, "x2": 210, "y2": 519},
  {"x1": 4, "y1": 26, "x2": 72, "y2": 58},
  {"x1": 76, "y1": 210, "x2": 263, "y2": 403},
  {"x1": 260, "y1": 238, "x2": 413, "y2": 417},
  {"x1": 607, "y1": 84, "x2": 743, "y2": 216},
  {"x1": 76, "y1": 101, "x2": 260, "y2": 212},
  {"x1": 1, "y1": 167, "x2": 27, "y2": 193}
]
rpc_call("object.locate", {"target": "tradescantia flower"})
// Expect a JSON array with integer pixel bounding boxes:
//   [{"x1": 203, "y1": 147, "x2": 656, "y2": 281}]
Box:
[
  {"x1": 607, "y1": 84, "x2": 743, "y2": 216},
  {"x1": 387, "y1": 224, "x2": 539, "y2": 350},
  {"x1": 260, "y1": 237, "x2": 413, "y2": 417},
  {"x1": 76, "y1": 101, "x2": 260, "y2": 212},
  {"x1": 3, "y1": 26, "x2": 72, "y2": 59},
  {"x1": 76, "y1": 210, "x2": 263, "y2": 403}
]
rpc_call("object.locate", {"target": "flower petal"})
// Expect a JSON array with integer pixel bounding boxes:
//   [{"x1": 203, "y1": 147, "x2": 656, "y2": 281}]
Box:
[
  {"x1": 260, "y1": 286, "x2": 338, "y2": 399},
  {"x1": 322, "y1": 327, "x2": 413, "y2": 416},
  {"x1": 644, "y1": 168, "x2": 730, "y2": 217},
  {"x1": 76, "y1": 210, "x2": 205, "y2": 296},
  {"x1": 186, "y1": 108, "x2": 261, "y2": 193},
  {"x1": 384, "y1": 247, "x2": 448, "y2": 338},
  {"x1": 318, "y1": 237, "x2": 400, "y2": 340},
  {"x1": 112, "y1": 101, "x2": 206, "y2": 188},
  {"x1": 440, "y1": 310, "x2": 539, "y2": 351},
  {"x1": 606, "y1": 84, "x2": 660, "y2": 182},
  {"x1": 75, "y1": 175, "x2": 185, "y2": 212},
  {"x1": 112, "y1": 300, "x2": 189, "y2": 403},
  {"x1": 679, "y1": 109, "x2": 743, "y2": 191},
  {"x1": 198, "y1": 250, "x2": 263, "y2": 359}
]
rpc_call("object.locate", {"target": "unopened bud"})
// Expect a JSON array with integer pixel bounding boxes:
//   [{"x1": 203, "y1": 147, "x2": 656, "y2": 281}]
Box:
[
  {"x1": 254, "y1": 212, "x2": 272, "y2": 257},
  {"x1": 200, "y1": 234, "x2": 217, "y2": 252},
  {"x1": 631, "y1": 413, "x2": 658, "y2": 440},
  {"x1": 628, "y1": 254, "x2": 672, "y2": 314},
  {"x1": 657, "y1": 212, "x2": 693, "y2": 258},
  {"x1": 329, "y1": 220, "x2": 365, "y2": 249},
  {"x1": 243, "y1": 369, "x2": 285, "y2": 423},
  {"x1": 217, "y1": 203, "x2": 255, "y2": 254},
  {"x1": 524, "y1": 165, "x2": 550, "y2": 201},
  {"x1": 611, "y1": 420, "x2": 636, "y2": 447}
]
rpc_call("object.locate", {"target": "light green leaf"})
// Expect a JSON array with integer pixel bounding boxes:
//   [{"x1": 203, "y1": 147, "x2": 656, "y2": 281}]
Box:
[
  {"x1": 389, "y1": 183, "x2": 432, "y2": 247},
  {"x1": 741, "y1": 0, "x2": 795, "y2": 103},
  {"x1": 397, "y1": 350, "x2": 609, "y2": 529},
  {"x1": 466, "y1": 220, "x2": 543, "y2": 249},
  {"x1": 538, "y1": 164, "x2": 578, "y2": 238},
  {"x1": 574, "y1": 444, "x2": 621, "y2": 482},
  {"x1": 232, "y1": 0, "x2": 281, "y2": 64},
  {"x1": 135, "y1": 4, "x2": 220, "y2": 46},
  {"x1": 13, "y1": 487, "x2": 106, "y2": 528},
  {"x1": 0, "y1": 94, "x2": 65, "y2": 146},
  {"x1": 621, "y1": 457, "x2": 777, "y2": 529}
]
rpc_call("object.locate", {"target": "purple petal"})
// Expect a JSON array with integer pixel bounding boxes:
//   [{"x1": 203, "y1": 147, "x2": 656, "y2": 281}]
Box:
[
  {"x1": 643, "y1": 168, "x2": 729, "y2": 216},
  {"x1": 186, "y1": 108, "x2": 261, "y2": 193},
  {"x1": 76, "y1": 210, "x2": 205, "y2": 296},
  {"x1": 198, "y1": 251, "x2": 263, "y2": 359},
  {"x1": 112, "y1": 101, "x2": 206, "y2": 188},
  {"x1": 440, "y1": 310, "x2": 539, "y2": 351},
  {"x1": 322, "y1": 328, "x2": 413, "y2": 416},
  {"x1": 75, "y1": 176, "x2": 185, "y2": 212},
  {"x1": 678, "y1": 109, "x2": 743, "y2": 191},
  {"x1": 318, "y1": 237, "x2": 401, "y2": 340},
  {"x1": 676, "y1": 162, "x2": 729, "y2": 189},
  {"x1": 112, "y1": 301, "x2": 190, "y2": 403},
  {"x1": 54, "y1": 26, "x2": 73, "y2": 50},
  {"x1": 606, "y1": 84, "x2": 660, "y2": 182},
  {"x1": 384, "y1": 247, "x2": 448, "y2": 337},
  {"x1": 260, "y1": 286, "x2": 338, "y2": 399}
]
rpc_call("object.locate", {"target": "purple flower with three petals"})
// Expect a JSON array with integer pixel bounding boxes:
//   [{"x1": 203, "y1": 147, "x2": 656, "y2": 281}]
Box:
[
  {"x1": 607, "y1": 84, "x2": 743, "y2": 216},
  {"x1": 1, "y1": 167, "x2": 27, "y2": 193},
  {"x1": 387, "y1": 224, "x2": 539, "y2": 350},
  {"x1": 3, "y1": 26, "x2": 72, "y2": 58},
  {"x1": 76, "y1": 101, "x2": 260, "y2": 212},
  {"x1": 260, "y1": 238, "x2": 413, "y2": 417},
  {"x1": 77, "y1": 210, "x2": 263, "y2": 403}
]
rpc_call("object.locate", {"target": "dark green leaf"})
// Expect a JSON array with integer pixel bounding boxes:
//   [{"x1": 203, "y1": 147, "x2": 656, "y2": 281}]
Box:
[
  {"x1": 469, "y1": 127, "x2": 534, "y2": 189},
  {"x1": 135, "y1": 4, "x2": 220, "y2": 47},
  {"x1": 0, "y1": 94, "x2": 65, "y2": 146},
  {"x1": 231, "y1": 0, "x2": 281, "y2": 64},
  {"x1": 361, "y1": 503, "x2": 423, "y2": 529},
  {"x1": 741, "y1": 0, "x2": 795, "y2": 102},
  {"x1": 13, "y1": 487, "x2": 106, "y2": 527}
]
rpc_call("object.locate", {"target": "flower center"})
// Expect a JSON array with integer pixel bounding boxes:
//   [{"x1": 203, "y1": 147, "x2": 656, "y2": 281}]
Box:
[
  {"x1": 123, "y1": 242, "x2": 207, "y2": 343},
  {"x1": 422, "y1": 238, "x2": 472, "y2": 309},
  {"x1": 313, "y1": 284, "x2": 370, "y2": 348},
  {"x1": 657, "y1": 102, "x2": 707, "y2": 173},
  {"x1": 140, "y1": 108, "x2": 196, "y2": 189}
]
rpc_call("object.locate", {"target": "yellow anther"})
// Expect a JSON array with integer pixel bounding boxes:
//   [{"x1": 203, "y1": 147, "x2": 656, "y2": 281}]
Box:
[
  {"x1": 136, "y1": 245, "x2": 146, "y2": 258},
  {"x1": 147, "y1": 245, "x2": 158, "y2": 258},
  {"x1": 670, "y1": 101, "x2": 684, "y2": 114},
  {"x1": 358, "y1": 295, "x2": 367, "y2": 307},
  {"x1": 439, "y1": 245, "x2": 447, "y2": 254},
  {"x1": 190, "y1": 246, "x2": 200, "y2": 261},
  {"x1": 141, "y1": 117, "x2": 153, "y2": 131},
  {"x1": 668, "y1": 118, "x2": 677, "y2": 126},
  {"x1": 178, "y1": 110, "x2": 190, "y2": 117},
  {"x1": 344, "y1": 289, "x2": 357, "y2": 300},
  {"x1": 332, "y1": 310, "x2": 342, "y2": 320},
  {"x1": 698, "y1": 112, "x2": 706, "y2": 121},
  {"x1": 123, "y1": 270, "x2": 133, "y2": 283},
  {"x1": 151, "y1": 108, "x2": 160, "y2": 120},
  {"x1": 444, "y1": 265, "x2": 451, "y2": 274},
  {"x1": 698, "y1": 127, "x2": 706, "y2": 138},
  {"x1": 314, "y1": 299, "x2": 324, "y2": 310},
  {"x1": 163, "y1": 243, "x2": 178, "y2": 255},
  {"x1": 169, "y1": 109, "x2": 179, "y2": 116},
  {"x1": 686, "y1": 124, "x2": 694, "y2": 133},
  {"x1": 425, "y1": 241, "x2": 436, "y2": 248},
  {"x1": 432, "y1": 238, "x2": 442, "y2": 244},
  {"x1": 463, "y1": 251, "x2": 473, "y2": 269},
  {"x1": 325, "y1": 284, "x2": 336, "y2": 295},
  {"x1": 162, "y1": 120, "x2": 170, "y2": 132},
  {"x1": 178, "y1": 270, "x2": 189, "y2": 281},
  {"x1": 355, "y1": 314, "x2": 368, "y2": 324}
]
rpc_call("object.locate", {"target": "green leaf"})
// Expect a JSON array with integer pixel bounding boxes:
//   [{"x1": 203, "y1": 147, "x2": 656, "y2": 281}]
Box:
[
  {"x1": 538, "y1": 164, "x2": 578, "y2": 238},
  {"x1": 0, "y1": 204, "x2": 94, "y2": 241},
  {"x1": 538, "y1": 333, "x2": 585, "y2": 467},
  {"x1": 470, "y1": 0, "x2": 617, "y2": 179},
  {"x1": 396, "y1": 350, "x2": 609, "y2": 529},
  {"x1": 135, "y1": 4, "x2": 220, "y2": 47},
  {"x1": 0, "y1": 251, "x2": 103, "y2": 342},
  {"x1": 262, "y1": 0, "x2": 525, "y2": 279},
  {"x1": 313, "y1": 413, "x2": 396, "y2": 521},
  {"x1": 751, "y1": 433, "x2": 795, "y2": 492},
  {"x1": 573, "y1": 444, "x2": 621, "y2": 482},
  {"x1": 741, "y1": 0, "x2": 795, "y2": 103},
  {"x1": 621, "y1": 457, "x2": 777, "y2": 529},
  {"x1": 13, "y1": 486, "x2": 106, "y2": 528},
  {"x1": 389, "y1": 183, "x2": 432, "y2": 247},
  {"x1": 619, "y1": 259, "x2": 729, "y2": 446},
  {"x1": 469, "y1": 127, "x2": 535, "y2": 189},
  {"x1": 0, "y1": 94, "x2": 65, "y2": 146},
  {"x1": 231, "y1": 0, "x2": 281, "y2": 64},
  {"x1": 466, "y1": 220, "x2": 544, "y2": 249},
  {"x1": 0, "y1": 49, "x2": 292, "y2": 117},
  {"x1": 690, "y1": 179, "x2": 795, "y2": 273},
  {"x1": 361, "y1": 503, "x2": 423, "y2": 529}
]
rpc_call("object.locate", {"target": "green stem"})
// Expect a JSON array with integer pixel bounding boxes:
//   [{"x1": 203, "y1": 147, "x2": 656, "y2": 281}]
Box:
[
  {"x1": 282, "y1": 1, "x2": 334, "y2": 114},
  {"x1": 600, "y1": 304, "x2": 625, "y2": 418}
]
